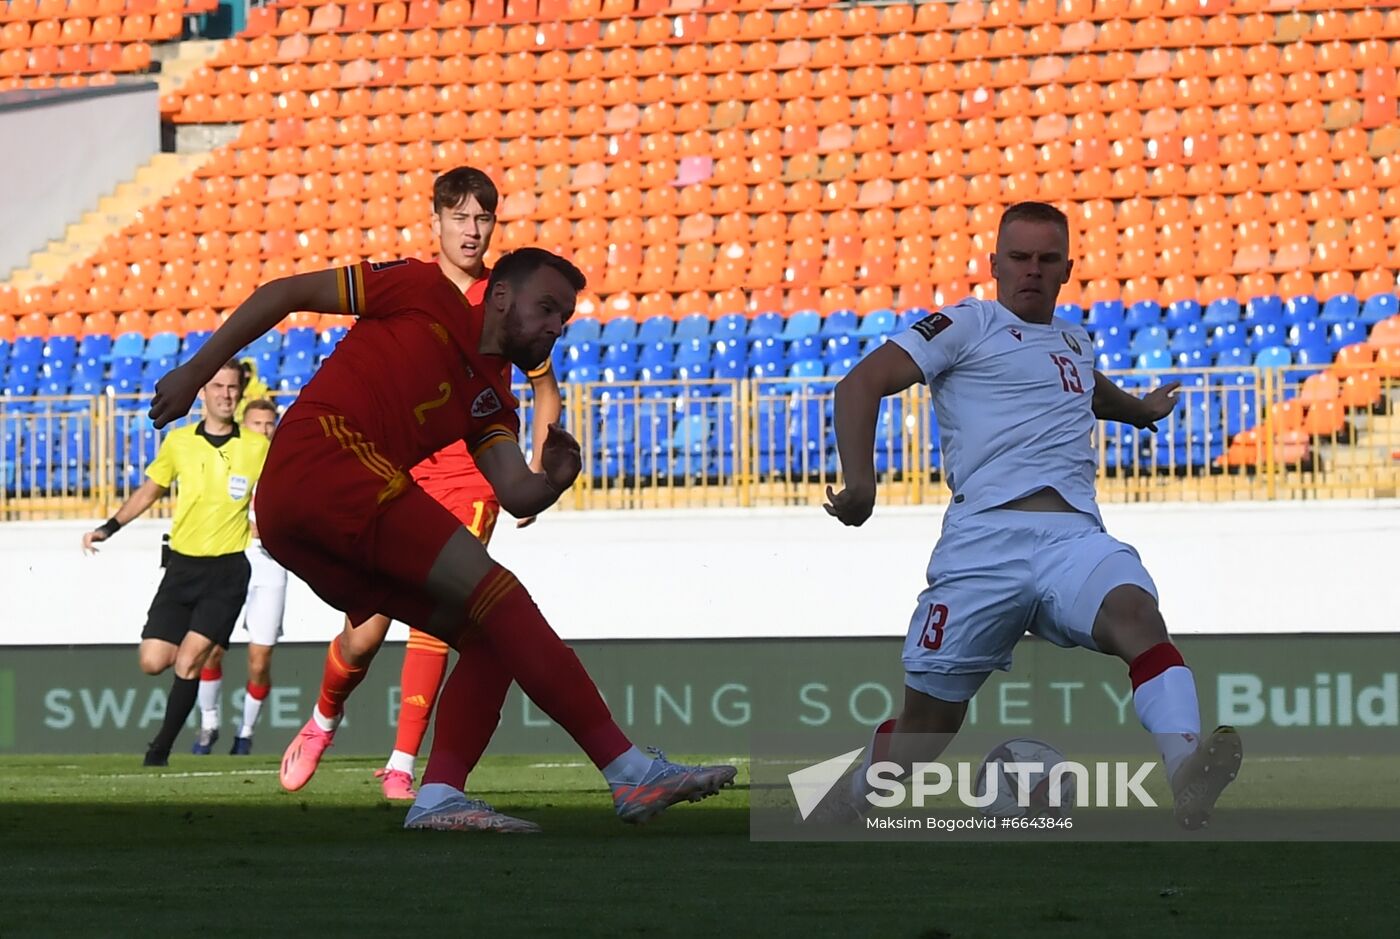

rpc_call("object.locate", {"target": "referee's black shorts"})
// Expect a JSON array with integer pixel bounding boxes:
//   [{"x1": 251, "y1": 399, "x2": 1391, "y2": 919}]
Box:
[{"x1": 141, "y1": 550, "x2": 252, "y2": 649}]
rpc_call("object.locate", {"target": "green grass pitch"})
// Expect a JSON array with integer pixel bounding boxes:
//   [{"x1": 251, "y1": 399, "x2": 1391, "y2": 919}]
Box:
[{"x1": 1, "y1": 754, "x2": 1397, "y2": 937}]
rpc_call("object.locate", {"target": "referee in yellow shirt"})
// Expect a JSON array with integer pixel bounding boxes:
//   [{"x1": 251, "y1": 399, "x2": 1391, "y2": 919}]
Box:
[{"x1": 83, "y1": 359, "x2": 270, "y2": 765}]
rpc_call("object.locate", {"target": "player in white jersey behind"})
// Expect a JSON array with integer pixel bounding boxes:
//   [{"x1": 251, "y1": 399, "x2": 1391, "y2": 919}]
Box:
[
  {"x1": 194, "y1": 399, "x2": 287, "y2": 755},
  {"x1": 823, "y1": 202, "x2": 1242, "y2": 830}
]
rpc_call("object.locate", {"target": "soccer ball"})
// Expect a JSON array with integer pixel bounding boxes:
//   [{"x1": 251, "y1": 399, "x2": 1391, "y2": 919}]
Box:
[{"x1": 974, "y1": 737, "x2": 1076, "y2": 818}]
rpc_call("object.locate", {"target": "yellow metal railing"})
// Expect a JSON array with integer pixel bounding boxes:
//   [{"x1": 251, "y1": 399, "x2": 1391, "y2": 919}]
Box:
[{"x1": 2, "y1": 367, "x2": 1396, "y2": 520}]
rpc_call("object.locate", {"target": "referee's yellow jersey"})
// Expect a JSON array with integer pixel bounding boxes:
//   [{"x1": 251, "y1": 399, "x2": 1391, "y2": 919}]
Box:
[{"x1": 145, "y1": 422, "x2": 270, "y2": 557}]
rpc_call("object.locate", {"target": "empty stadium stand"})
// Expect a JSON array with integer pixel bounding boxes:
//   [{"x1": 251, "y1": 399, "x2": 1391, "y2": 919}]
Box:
[{"x1": 1, "y1": 0, "x2": 1398, "y2": 512}]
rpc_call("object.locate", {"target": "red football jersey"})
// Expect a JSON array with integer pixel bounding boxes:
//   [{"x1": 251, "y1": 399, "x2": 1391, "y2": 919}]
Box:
[
  {"x1": 410, "y1": 269, "x2": 552, "y2": 496},
  {"x1": 285, "y1": 258, "x2": 520, "y2": 472}
]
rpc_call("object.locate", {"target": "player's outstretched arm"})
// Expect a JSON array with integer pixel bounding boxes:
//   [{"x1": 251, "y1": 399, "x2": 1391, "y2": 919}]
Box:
[
  {"x1": 825, "y1": 343, "x2": 925, "y2": 527},
  {"x1": 149, "y1": 271, "x2": 343, "y2": 428},
  {"x1": 81, "y1": 479, "x2": 169, "y2": 554},
  {"x1": 517, "y1": 367, "x2": 563, "y2": 529},
  {"x1": 474, "y1": 422, "x2": 580, "y2": 520},
  {"x1": 1091, "y1": 370, "x2": 1180, "y2": 431}
]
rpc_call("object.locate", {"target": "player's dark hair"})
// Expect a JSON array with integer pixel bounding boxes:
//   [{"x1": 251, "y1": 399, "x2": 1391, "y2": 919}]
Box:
[
  {"x1": 433, "y1": 166, "x2": 499, "y2": 215},
  {"x1": 998, "y1": 202, "x2": 1070, "y2": 240},
  {"x1": 489, "y1": 248, "x2": 588, "y2": 296},
  {"x1": 243, "y1": 398, "x2": 278, "y2": 417}
]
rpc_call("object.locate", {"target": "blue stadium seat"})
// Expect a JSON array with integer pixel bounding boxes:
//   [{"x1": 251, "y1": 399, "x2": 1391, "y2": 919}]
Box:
[
  {"x1": 601, "y1": 341, "x2": 639, "y2": 367},
  {"x1": 713, "y1": 356, "x2": 747, "y2": 380},
  {"x1": 1246, "y1": 322, "x2": 1283, "y2": 351},
  {"x1": 563, "y1": 318, "x2": 601, "y2": 345},
  {"x1": 1252, "y1": 346, "x2": 1292, "y2": 368},
  {"x1": 637, "y1": 340, "x2": 671, "y2": 370},
  {"x1": 676, "y1": 363, "x2": 713, "y2": 385},
  {"x1": 825, "y1": 358, "x2": 857, "y2": 377},
  {"x1": 1170, "y1": 303, "x2": 1215, "y2": 333},
  {"x1": 1087, "y1": 300, "x2": 1125, "y2": 331},
  {"x1": 787, "y1": 360, "x2": 824, "y2": 382},
  {"x1": 565, "y1": 364, "x2": 599, "y2": 384},
  {"x1": 108, "y1": 332, "x2": 144, "y2": 360},
  {"x1": 1361, "y1": 293, "x2": 1397, "y2": 325},
  {"x1": 1169, "y1": 323, "x2": 1208, "y2": 354},
  {"x1": 1093, "y1": 326, "x2": 1129, "y2": 355},
  {"x1": 711, "y1": 313, "x2": 747, "y2": 341},
  {"x1": 1123, "y1": 301, "x2": 1160, "y2": 332},
  {"x1": 77, "y1": 334, "x2": 111, "y2": 360},
  {"x1": 749, "y1": 336, "x2": 786, "y2": 368},
  {"x1": 822, "y1": 334, "x2": 857, "y2": 364},
  {"x1": 278, "y1": 374, "x2": 309, "y2": 393},
  {"x1": 284, "y1": 327, "x2": 316, "y2": 355},
  {"x1": 1163, "y1": 300, "x2": 1200, "y2": 331},
  {"x1": 143, "y1": 332, "x2": 180, "y2": 362},
  {"x1": 281, "y1": 349, "x2": 315, "y2": 378},
  {"x1": 181, "y1": 331, "x2": 211, "y2": 364},
  {"x1": 712, "y1": 337, "x2": 746, "y2": 363},
  {"x1": 1288, "y1": 320, "x2": 1328, "y2": 350},
  {"x1": 673, "y1": 313, "x2": 711, "y2": 344},
  {"x1": 1284, "y1": 295, "x2": 1319, "y2": 326},
  {"x1": 779, "y1": 309, "x2": 821, "y2": 340},
  {"x1": 747, "y1": 311, "x2": 784, "y2": 339},
  {"x1": 1175, "y1": 348, "x2": 1209, "y2": 370},
  {"x1": 820, "y1": 309, "x2": 858, "y2": 336},
  {"x1": 1136, "y1": 349, "x2": 1172, "y2": 370},
  {"x1": 1199, "y1": 299, "x2": 1238, "y2": 330},
  {"x1": 857, "y1": 309, "x2": 897, "y2": 336},
  {"x1": 1054, "y1": 303, "x2": 1084, "y2": 325},
  {"x1": 317, "y1": 326, "x2": 347, "y2": 356},
  {"x1": 565, "y1": 341, "x2": 601, "y2": 368},
  {"x1": 1244, "y1": 295, "x2": 1282, "y2": 329},
  {"x1": 0, "y1": 339, "x2": 10, "y2": 374},
  {"x1": 1321, "y1": 294, "x2": 1359, "y2": 325},
  {"x1": 601, "y1": 316, "x2": 638, "y2": 345},
  {"x1": 602, "y1": 363, "x2": 636, "y2": 384},
  {"x1": 1292, "y1": 346, "x2": 1332, "y2": 371},
  {"x1": 1096, "y1": 351, "x2": 1132, "y2": 370},
  {"x1": 1129, "y1": 326, "x2": 1169, "y2": 355},
  {"x1": 789, "y1": 335, "x2": 823, "y2": 362},
  {"x1": 635, "y1": 314, "x2": 674, "y2": 345},
  {"x1": 1327, "y1": 321, "x2": 1365, "y2": 351},
  {"x1": 674, "y1": 338, "x2": 710, "y2": 368},
  {"x1": 896, "y1": 309, "x2": 928, "y2": 331}
]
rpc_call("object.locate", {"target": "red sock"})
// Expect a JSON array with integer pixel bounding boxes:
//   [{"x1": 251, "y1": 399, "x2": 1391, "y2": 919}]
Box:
[
  {"x1": 421, "y1": 637, "x2": 512, "y2": 789},
  {"x1": 246, "y1": 682, "x2": 270, "y2": 701},
  {"x1": 393, "y1": 629, "x2": 451, "y2": 757},
  {"x1": 200, "y1": 666, "x2": 222, "y2": 682},
  {"x1": 317, "y1": 637, "x2": 366, "y2": 719},
  {"x1": 460, "y1": 564, "x2": 630, "y2": 770}
]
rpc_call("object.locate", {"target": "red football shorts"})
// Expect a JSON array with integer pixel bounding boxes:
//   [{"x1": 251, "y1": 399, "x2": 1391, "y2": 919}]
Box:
[{"x1": 254, "y1": 415, "x2": 465, "y2": 629}]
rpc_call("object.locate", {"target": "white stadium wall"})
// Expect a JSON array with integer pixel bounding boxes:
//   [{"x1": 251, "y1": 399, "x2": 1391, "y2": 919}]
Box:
[
  {"x1": 0, "y1": 83, "x2": 161, "y2": 279},
  {"x1": 2, "y1": 500, "x2": 1396, "y2": 646}
]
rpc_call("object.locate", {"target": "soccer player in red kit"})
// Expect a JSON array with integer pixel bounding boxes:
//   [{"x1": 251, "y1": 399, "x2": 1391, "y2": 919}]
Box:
[
  {"x1": 149, "y1": 248, "x2": 736, "y2": 830},
  {"x1": 283, "y1": 168, "x2": 564, "y2": 804}
]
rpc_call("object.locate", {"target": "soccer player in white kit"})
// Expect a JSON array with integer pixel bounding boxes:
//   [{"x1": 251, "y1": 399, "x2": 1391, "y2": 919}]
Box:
[
  {"x1": 194, "y1": 399, "x2": 287, "y2": 755},
  {"x1": 824, "y1": 202, "x2": 1242, "y2": 830}
]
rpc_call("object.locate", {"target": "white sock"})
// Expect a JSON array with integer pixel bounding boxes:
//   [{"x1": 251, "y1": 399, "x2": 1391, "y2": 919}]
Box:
[
  {"x1": 239, "y1": 691, "x2": 265, "y2": 739},
  {"x1": 602, "y1": 746, "x2": 655, "y2": 787},
  {"x1": 312, "y1": 705, "x2": 340, "y2": 733},
  {"x1": 386, "y1": 750, "x2": 416, "y2": 775},
  {"x1": 1133, "y1": 665, "x2": 1201, "y2": 783},
  {"x1": 198, "y1": 678, "x2": 221, "y2": 730},
  {"x1": 413, "y1": 782, "x2": 462, "y2": 811}
]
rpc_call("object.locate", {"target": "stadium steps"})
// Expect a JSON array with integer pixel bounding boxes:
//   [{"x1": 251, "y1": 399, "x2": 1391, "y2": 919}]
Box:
[
  {"x1": 153, "y1": 39, "x2": 223, "y2": 97},
  {"x1": 1322, "y1": 402, "x2": 1400, "y2": 472},
  {"x1": 5, "y1": 152, "x2": 213, "y2": 291}
]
